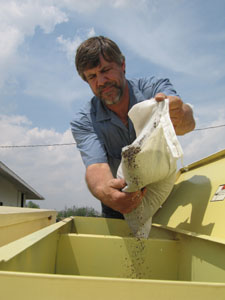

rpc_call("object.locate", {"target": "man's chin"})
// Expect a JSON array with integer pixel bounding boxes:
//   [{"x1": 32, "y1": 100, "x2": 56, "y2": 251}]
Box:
[
  {"x1": 101, "y1": 97, "x2": 121, "y2": 105},
  {"x1": 100, "y1": 91, "x2": 122, "y2": 105}
]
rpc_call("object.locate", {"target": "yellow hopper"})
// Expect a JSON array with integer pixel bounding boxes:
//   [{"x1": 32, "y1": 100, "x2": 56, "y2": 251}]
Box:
[{"x1": 0, "y1": 149, "x2": 225, "y2": 300}]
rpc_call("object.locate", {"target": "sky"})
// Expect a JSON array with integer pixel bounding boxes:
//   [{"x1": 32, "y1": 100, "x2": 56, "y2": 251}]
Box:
[{"x1": 0, "y1": 0, "x2": 225, "y2": 212}]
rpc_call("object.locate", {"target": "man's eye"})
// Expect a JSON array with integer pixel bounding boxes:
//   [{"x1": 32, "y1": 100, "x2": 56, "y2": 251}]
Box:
[{"x1": 88, "y1": 75, "x2": 96, "y2": 80}]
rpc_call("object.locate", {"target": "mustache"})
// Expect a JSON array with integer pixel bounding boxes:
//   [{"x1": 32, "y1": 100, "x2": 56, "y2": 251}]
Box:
[{"x1": 97, "y1": 82, "x2": 118, "y2": 94}]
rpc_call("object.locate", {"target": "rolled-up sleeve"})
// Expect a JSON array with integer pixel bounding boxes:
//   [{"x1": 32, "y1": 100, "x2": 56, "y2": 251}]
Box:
[
  {"x1": 71, "y1": 104, "x2": 108, "y2": 168},
  {"x1": 140, "y1": 77, "x2": 179, "y2": 98}
]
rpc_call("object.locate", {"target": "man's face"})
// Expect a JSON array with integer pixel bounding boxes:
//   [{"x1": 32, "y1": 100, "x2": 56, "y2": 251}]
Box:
[{"x1": 83, "y1": 55, "x2": 126, "y2": 106}]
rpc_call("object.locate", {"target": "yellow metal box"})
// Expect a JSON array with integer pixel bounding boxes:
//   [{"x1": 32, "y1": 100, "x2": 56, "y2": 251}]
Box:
[
  {"x1": 0, "y1": 206, "x2": 56, "y2": 246},
  {"x1": 1, "y1": 149, "x2": 225, "y2": 299}
]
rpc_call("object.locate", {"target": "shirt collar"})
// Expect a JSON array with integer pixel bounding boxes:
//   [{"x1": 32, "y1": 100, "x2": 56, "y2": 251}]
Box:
[{"x1": 94, "y1": 98, "x2": 111, "y2": 122}]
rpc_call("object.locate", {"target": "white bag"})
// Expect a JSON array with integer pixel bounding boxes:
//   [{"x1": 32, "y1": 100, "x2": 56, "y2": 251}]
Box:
[{"x1": 117, "y1": 98, "x2": 183, "y2": 238}]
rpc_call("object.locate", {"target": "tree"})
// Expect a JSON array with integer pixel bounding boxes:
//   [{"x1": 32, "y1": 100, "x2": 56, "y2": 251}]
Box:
[
  {"x1": 57, "y1": 205, "x2": 100, "y2": 220},
  {"x1": 26, "y1": 201, "x2": 40, "y2": 209}
]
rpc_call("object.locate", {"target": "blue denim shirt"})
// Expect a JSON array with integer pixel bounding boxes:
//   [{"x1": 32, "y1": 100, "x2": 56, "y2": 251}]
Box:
[
  {"x1": 71, "y1": 77, "x2": 178, "y2": 174},
  {"x1": 71, "y1": 77, "x2": 178, "y2": 217}
]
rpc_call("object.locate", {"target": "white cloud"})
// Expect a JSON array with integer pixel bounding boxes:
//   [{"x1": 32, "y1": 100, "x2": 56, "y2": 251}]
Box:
[
  {"x1": 57, "y1": 28, "x2": 96, "y2": 64},
  {"x1": 55, "y1": 0, "x2": 143, "y2": 13},
  {"x1": 81, "y1": 0, "x2": 225, "y2": 80},
  {"x1": 0, "y1": 26, "x2": 23, "y2": 60},
  {"x1": 179, "y1": 109, "x2": 225, "y2": 166},
  {"x1": 21, "y1": 56, "x2": 92, "y2": 105},
  {"x1": 1, "y1": 0, "x2": 224, "y2": 90},
  {"x1": 0, "y1": 1, "x2": 68, "y2": 37},
  {"x1": 0, "y1": 0, "x2": 68, "y2": 87},
  {"x1": 0, "y1": 1, "x2": 224, "y2": 215},
  {"x1": 0, "y1": 114, "x2": 101, "y2": 212},
  {"x1": 55, "y1": 0, "x2": 102, "y2": 13},
  {"x1": 1, "y1": 111, "x2": 224, "y2": 214}
]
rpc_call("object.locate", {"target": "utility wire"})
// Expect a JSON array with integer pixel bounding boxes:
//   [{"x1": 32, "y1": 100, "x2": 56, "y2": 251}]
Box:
[
  {"x1": 0, "y1": 124, "x2": 224, "y2": 149},
  {"x1": 0, "y1": 142, "x2": 76, "y2": 149},
  {"x1": 193, "y1": 124, "x2": 225, "y2": 131}
]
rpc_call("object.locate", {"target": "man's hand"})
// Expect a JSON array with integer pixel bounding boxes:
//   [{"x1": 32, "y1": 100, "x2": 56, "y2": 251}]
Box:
[
  {"x1": 155, "y1": 93, "x2": 195, "y2": 135},
  {"x1": 86, "y1": 163, "x2": 146, "y2": 214},
  {"x1": 102, "y1": 177, "x2": 146, "y2": 214}
]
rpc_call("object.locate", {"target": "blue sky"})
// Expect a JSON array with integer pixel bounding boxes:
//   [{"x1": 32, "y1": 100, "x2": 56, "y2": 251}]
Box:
[{"x1": 0, "y1": 0, "x2": 225, "y2": 211}]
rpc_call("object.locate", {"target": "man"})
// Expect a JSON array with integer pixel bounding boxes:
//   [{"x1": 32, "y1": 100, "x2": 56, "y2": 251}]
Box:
[{"x1": 71, "y1": 36, "x2": 195, "y2": 219}]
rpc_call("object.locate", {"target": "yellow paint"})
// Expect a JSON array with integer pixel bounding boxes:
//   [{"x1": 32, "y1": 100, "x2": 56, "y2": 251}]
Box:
[
  {"x1": 56, "y1": 234, "x2": 178, "y2": 280},
  {"x1": 0, "y1": 206, "x2": 56, "y2": 246},
  {"x1": 153, "y1": 149, "x2": 225, "y2": 239},
  {"x1": 0, "y1": 217, "x2": 72, "y2": 265},
  {"x1": 72, "y1": 216, "x2": 175, "y2": 240},
  {"x1": 72, "y1": 216, "x2": 132, "y2": 237},
  {"x1": 0, "y1": 215, "x2": 225, "y2": 298},
  {"x1": 0, "y1": 149, "x2": 225, "y2": 299},
  {"x1": 1, "y1": 271, "x2": 225, "y2": 300}
]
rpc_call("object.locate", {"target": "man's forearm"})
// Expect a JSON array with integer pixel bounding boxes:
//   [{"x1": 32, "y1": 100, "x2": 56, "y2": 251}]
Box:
[{"x1": 85, "y1": 163, "x2": 114, "y2": 200}]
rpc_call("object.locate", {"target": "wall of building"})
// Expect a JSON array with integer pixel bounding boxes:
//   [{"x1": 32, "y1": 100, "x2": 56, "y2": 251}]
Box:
[{"x1": 0, "y1": 176, "x2": 22, "y2": 206}]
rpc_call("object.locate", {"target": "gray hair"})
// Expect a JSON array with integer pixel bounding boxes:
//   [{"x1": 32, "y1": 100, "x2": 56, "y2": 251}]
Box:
[{"x1": 75, "y1": 36, "x2": 125, "y2": 81}]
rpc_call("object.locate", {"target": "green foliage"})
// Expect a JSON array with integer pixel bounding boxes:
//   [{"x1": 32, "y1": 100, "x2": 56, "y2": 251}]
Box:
[
  {"x1": 57, "y1": 205, "x2": 100, "y2": 220},
  {"x1": 26, "y1": 201, "x2": 40, "y2": 209}
]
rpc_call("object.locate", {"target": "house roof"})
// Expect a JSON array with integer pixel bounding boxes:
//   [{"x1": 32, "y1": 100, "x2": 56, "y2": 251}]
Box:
[{"x1": 0, "y1": 161, "x2": 44, "y2": 200}]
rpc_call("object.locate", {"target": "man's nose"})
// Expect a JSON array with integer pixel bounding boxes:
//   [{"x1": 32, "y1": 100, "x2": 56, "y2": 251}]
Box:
[{"x1": 97, "y1": 73, "x2": 107, "y2": 86}]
